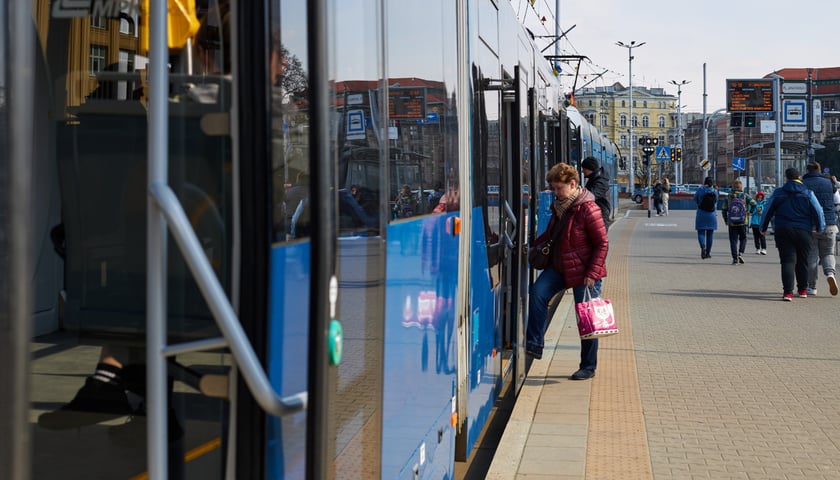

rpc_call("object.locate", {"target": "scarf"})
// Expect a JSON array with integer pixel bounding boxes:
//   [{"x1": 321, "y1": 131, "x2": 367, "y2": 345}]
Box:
[{"x1": 553, "y1": 186, "x2": 581, "y2": 221}]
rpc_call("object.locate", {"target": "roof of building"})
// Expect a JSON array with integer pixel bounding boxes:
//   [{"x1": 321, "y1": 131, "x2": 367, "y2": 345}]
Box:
[{"x1": 765, "y1": 68, "x2": 840, "y2": 95}]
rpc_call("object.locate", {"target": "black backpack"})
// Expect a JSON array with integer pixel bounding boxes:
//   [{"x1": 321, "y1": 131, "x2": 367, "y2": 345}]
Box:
[{"x1": 698, "y1": 190, "x2": 717, "y2": 212}]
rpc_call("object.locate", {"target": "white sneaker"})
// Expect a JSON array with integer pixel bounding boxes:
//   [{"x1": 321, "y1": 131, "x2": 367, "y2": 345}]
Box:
[
  {"x1": 760, "y1": 249, "x2": 767, "y2": 255},
  {"x1": 756, "y1": 249, "x2": 761, "y2": 255},
  {"x1": 828, "y1": 274, "x2": 838, "y2": 296},
  {"x1": 807, "y1": 288, "x2": 818, "y2": 296}
]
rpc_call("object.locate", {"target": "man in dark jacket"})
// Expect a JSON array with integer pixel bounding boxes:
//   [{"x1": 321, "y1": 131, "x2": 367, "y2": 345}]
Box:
[
  {"x1": 581, "y1": 156, "x2": 611, "y2": 227},
  {"x1": 760, "y1": 167, "x2": 826, "y2": 301},
  {"x1": 802, "y1": 162, "x2": 838, "y2": 296}
]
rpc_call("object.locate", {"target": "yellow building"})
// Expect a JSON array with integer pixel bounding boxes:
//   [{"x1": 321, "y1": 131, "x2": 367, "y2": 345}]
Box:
[{"x1": 574, "y1": 82, "x2": 678, "y2": 189}]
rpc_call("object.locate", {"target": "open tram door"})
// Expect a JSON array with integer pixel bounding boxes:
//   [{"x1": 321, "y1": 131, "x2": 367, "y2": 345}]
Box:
[
  {"x1": 16, "y1": 0, "x2": 349, "y2": 478},
  {"x1": 499, "y1": 65, "x2": 530, "y2": 394}
]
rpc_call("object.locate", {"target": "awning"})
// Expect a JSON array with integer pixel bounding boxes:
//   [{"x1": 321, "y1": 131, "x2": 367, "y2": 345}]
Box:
[{"x1": 738, "y1": 140, "x2": 824, "y2": 154}]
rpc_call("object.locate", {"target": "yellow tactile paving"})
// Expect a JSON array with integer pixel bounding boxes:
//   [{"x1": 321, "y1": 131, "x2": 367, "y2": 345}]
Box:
[{"x1": 585, "y1": 217, "x2": 653, "y2": 479}]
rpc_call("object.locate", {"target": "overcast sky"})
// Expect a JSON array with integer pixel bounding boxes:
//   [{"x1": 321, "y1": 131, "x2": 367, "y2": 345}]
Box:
[{"x1": 519, "y1": 0, "x2": 839, "y2": 113}]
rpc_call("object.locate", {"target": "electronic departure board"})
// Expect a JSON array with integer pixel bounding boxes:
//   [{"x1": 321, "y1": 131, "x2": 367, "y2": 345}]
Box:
[
  {"x1": 726, "y1": 79, "x2": 775, "y2": 112},
  {"x1": 389, "y1": 87, "x2": 427, "y2": 119}
]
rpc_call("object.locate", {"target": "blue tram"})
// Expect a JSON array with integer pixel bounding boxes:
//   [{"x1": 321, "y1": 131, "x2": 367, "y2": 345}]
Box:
[{"x1": 0, "y1": 0, "x2": 616, "y2": 479}]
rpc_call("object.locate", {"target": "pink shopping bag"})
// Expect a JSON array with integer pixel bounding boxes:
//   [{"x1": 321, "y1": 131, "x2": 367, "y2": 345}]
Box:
[{"x1": 575, "y1": 290, "x2": 618, "y2": 339}]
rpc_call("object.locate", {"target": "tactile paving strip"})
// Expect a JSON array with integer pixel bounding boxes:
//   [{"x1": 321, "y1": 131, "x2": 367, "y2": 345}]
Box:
[{"x1": 585, "y1": 217, "x2": 653, "y2": 479}]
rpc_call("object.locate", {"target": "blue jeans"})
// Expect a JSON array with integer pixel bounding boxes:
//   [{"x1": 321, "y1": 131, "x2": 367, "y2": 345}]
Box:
[
  {"x1": 698, "y1": 229, "x2": 714, "y2": 253},
  {"x1": 527, "y1": 269, "x2": 602, "y2": 371}
]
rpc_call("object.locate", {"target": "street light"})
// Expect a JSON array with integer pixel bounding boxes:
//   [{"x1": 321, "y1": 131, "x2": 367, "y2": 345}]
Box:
[
  {"x1": 668, "y1": 79, "x2": 690, "y2": 184},
  {"x1": 616, "y1": 40, "x2": 645, "y2": 193}
]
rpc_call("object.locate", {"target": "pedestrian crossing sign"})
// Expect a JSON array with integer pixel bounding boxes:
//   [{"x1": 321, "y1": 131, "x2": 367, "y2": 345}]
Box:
[{"x1": 655, "y1": 146, "x2": 670, "y2": 161}]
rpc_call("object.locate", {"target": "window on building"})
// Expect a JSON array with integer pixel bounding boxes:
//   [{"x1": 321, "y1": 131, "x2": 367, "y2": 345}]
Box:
[
  {"x1": 825, "y1": 100, "x2": 838, "y2": 112},
  {"x1": 601, "y1": 114, "x2": 608, "y2": 127},
  {"x1": 588, "y1": 100, "x2": 593, "y2": 107},
  {"x1": 89, "y1": 45, "x2": 107, "y2": 76},
  {"x1": 91, "y1": 16, "x2": 107, "y2": 29},
  {"x1": 604, "y1": 100, "x2": 609, "y2": 107},
  {"x1": 631, "y1": 115, "x2": 638, "y2": 127},
  {"x1": 631, "y1": 134, "x2": 637, "y2": 146},
  {"x1": 120, "y1": 13, "x2": 137, "y2": 35},
  {"x1": 620, "y1": 114, "x2": 627, "y2": 127},
  {"x1": 642, "y1": 115, "x2": 649, "y2": 127},
  {"x1": 643, "y1": 101, "x2": 648, "y2": 108},
  {"x1": 621, "y1": 100, "x2": 625, "y2": 108},
  {"x1": 587, "y1": 114, "x2": 595, "y2": 124},
  {"x1": 633, "y1": 100, "x2": 637, "y2": 108},
  {"x1": 659, "y1": 135, "x2": 666, "y2": 146},
  {"x1": 659, "y1": 115, "x2": 665, "y2": 128},
  {"x1": 829, "y1": 117, "x2": 840, "y2": 134},
  {"x1": 620, "y1": 135, "x2": 627, "y2": 148}
]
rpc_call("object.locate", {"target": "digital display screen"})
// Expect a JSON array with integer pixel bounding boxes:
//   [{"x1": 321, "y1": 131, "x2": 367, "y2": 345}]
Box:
[
  {"x1": 389, "y1": 87, "x2": 427, "y2": 119},
  {"x1": 726, "y1": 79, "x2": 775, "y2": 112}
]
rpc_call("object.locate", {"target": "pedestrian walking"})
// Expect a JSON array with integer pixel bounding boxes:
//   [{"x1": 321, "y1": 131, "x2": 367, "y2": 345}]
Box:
[
  {"x1": 750, "y1": 191, "x2": 768, "y2": 255},
  {"x1": 653, "y1": 180, "x2": 663, "y2": 216},
  {"x1": 694, "y1": 177, "x2": 719, "y2": 259},
  {"x1": 661, "y1": 177, "x2": 671, "y2": 216},
  {"x1": 802, "y1": 162, "x2": 838, "y2": 296},
  {"x1": 581, "y1": 156, "x2": 611, "y2": 227},
  {"x1": 526, "y1": 163, "x2": 608, "y2": 380},
  {"x1": 721, "y1": 179, "x2": 757, "y2": 265},
  {"x1": 759, "y1": 167, "x2": 825, "y2": 301}
]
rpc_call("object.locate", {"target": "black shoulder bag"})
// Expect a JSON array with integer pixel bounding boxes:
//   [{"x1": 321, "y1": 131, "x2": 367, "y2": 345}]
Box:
[{"x1": 528, "y1": 215, "x2": 565, "y2": 270}]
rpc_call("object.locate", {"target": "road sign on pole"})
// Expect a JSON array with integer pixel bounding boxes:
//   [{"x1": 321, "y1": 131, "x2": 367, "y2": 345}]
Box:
[{"x1": 655, "y1": 146, "x2": 670, "y2": 161}]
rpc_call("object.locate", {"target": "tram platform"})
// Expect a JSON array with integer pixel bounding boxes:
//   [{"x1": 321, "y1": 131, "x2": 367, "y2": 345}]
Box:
[{"x1": 482, "y1": 204, "x2": 840, "y2": 479}]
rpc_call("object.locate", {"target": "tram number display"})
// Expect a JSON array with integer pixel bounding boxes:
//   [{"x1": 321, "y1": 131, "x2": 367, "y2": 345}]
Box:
[
  {"x1": 389, "y1": 87, "x2": 427, "y2": 119},
  {"x1": 726, "y1": 79, "x2": 774, "y2": 112}
]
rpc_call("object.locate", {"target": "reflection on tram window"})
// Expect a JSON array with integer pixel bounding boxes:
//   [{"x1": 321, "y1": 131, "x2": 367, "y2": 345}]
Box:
[{"x1": 270, "y1": 30, "x2": 311, "y2": 242}]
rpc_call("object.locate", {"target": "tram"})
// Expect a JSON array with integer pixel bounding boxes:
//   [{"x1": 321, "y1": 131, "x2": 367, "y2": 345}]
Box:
[{"x1": 0, "y1": 0, "x2": 618, "y2": 479}]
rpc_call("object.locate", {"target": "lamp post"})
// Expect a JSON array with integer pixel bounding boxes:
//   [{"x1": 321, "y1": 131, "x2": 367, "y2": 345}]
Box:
[
  {"x1": 616, "y1": 40, "x2": 645, "y2": 193},
  {"x1": 668, "y1": 80, "x2": 690, "y2": 185}
]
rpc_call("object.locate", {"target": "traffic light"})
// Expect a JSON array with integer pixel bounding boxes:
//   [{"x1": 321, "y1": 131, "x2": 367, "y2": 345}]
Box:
[
  {"x1": 670, "y1": 148, "x2": 675, "y2": 162},
  {"x1": 730, "y1": 112, "x2": 743, "y2": 127},
  {"x1": 675, "y1": 147, "x2": 682, "y2": 162},
  {"x1": 744, "y1": 112, "x2": 756, "y2": 128}
]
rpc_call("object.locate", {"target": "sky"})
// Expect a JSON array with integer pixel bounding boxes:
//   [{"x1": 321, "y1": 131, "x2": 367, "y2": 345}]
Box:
[{"x1": 518, "y1": 0, "x2": 840, "y2": 114}]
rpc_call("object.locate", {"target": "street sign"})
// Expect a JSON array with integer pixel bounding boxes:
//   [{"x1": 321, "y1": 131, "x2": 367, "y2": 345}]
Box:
[
  {"x1": 732, "y1": 157, "x2": 745, "y2": 170},
  {"x1": 655, "y1": 146, "x2": 670, "y2": 161},
  {"x1": 699, "y1": 158, "x2": 709, "y2": 170},
  {"x1": 783, "y1": 99, "x2": 807, "y2": 132},
  {"x1": 346, "y1": 109, "x2": 366, "y2": 140}
]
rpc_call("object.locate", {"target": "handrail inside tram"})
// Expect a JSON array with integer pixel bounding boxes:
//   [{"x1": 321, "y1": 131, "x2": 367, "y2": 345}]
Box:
[{"x1": 150, "y1": 181, "x2": 308, "y2": 416}]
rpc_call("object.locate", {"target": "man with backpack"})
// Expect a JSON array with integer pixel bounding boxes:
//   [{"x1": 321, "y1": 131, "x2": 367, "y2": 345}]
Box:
[{"x1": 721, "y1": 179, "x2": 757, "y2": 265}]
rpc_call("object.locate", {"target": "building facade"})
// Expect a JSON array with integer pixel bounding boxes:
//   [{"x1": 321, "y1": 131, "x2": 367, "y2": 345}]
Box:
[{"x1": 574, "y1": 82, "x2": 677, "y2": 190}]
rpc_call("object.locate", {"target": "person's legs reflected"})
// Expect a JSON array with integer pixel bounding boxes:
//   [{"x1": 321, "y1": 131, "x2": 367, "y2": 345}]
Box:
[
  {"x1": 819, "y1": 225, "x2": 838, "y2": 295},
  {"x1": 806, "y1": 234, "x2": 820, "y2": 291},
  {"x1": 526, "y1": 268, "x2": 566, "y2": 359},
  {"x1": 571, "y1": 281, "x2": 602, "y2": 380}
]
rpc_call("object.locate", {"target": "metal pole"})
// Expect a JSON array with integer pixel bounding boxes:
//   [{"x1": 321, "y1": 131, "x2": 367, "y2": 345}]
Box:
[
  {"x1": 617, "y1": 41, "x2": 645, "y2": 192},
  {"x1": 775, "y1": 75, "x2": 783, "y2": 187},
  {"x1": 702, "y1": 64, "x2": 708, "y2": 181},
  {"x1": 807, "y1": 68, "x2": 814, "y2": 163}
]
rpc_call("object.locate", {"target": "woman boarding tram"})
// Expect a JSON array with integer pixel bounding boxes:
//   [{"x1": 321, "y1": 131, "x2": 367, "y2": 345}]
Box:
[{"x1": 0, "y1": 0, "x2": 617, "y2": 478}]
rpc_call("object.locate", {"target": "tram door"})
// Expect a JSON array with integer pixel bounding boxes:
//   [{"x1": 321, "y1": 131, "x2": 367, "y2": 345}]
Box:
[
  {"x1": 26, "y1": 1, "x2": 235, "y2": 478},
  {"x1": 499, "y1": 66, "x2": 530, "y2": 392}
]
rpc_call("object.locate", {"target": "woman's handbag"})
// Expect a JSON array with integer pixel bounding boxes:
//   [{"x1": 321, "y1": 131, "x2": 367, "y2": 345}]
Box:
[
  {"x1": 575, "y1": 288, "x2": 618, "y2": 339},
  {"x1": 527, "y1": 239, "x2": 554, "y2": 270},
  {"x1": 527, "y1": 216, "x2": 565, "y2": 270}
]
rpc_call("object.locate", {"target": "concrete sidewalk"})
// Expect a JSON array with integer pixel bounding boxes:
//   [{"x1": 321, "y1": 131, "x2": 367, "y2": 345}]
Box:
[{"x1": 488, "y1": 207, "x2": 840, "y2": 479}]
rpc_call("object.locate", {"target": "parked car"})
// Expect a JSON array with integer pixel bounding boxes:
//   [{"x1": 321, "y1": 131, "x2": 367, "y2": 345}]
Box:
[{"x1": 632, "y1": 187, "x2": 650, "y2": 204}]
